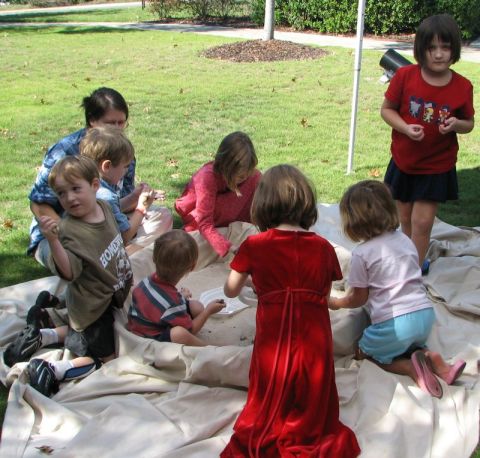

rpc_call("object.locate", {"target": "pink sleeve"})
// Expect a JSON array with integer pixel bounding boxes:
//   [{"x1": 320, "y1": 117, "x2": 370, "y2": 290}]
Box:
[{"x1": 191, "y1": 167, "x2": 231, "y2": 257}]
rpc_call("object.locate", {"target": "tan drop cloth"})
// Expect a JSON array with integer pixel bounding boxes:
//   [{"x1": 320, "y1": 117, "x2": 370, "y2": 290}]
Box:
[{"x1": 0, "y1": 204, "x2": 479, "y2": 457}]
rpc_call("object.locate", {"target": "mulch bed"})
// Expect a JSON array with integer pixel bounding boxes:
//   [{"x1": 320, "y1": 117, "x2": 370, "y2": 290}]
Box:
[{"x1": 201, "y1": 39, "x2": 328, "y2": 62}]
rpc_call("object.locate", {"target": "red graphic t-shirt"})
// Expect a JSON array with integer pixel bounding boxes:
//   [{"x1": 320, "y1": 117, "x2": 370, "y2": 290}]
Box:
[{"x1": 385, "y1": 64, "x2": 474, "y2": 174}]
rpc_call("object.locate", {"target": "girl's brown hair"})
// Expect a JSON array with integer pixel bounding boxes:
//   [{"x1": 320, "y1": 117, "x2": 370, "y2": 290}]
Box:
[
  {"x1": 339, "y1": 180, "x2": 399, "y2": 242},
  {"x1": 414, "y1": 14, "x2": 462, "y2": 66},
  {"x1": 251, "y1": 164, "x2": 317, "y2": 232},
  {"x1": 213, "y1": 131, "x2": 257, "y2": 194},
  {"x1": 80, "y1": 126, "x2": 134, "y2": 167},
  {"x1": 48, "y1": 155, "x2": 100, "y2": 192},
  {"x1": 153, "y1": 230, "x2": 199, "y2": 284}
]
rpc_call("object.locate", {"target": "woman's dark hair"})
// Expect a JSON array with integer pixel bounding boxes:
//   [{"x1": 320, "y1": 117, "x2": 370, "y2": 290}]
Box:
[
  {"x1": 81, "y1": 87, "x2": 129, "y2": 127},
  {"x1": 414, "y1": 14, "x2": 462, "y2": 66}
]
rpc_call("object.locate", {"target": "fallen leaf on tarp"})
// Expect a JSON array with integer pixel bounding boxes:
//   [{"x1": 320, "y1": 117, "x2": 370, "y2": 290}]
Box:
[{"x1": 36, "y1": 445, "x2": 54, "y2": 455}]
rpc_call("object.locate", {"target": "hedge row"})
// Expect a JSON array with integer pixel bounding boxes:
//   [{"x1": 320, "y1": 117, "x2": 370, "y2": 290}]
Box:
[{"x1": 251, "y1": 0, "x2": 480, "y2": 40}]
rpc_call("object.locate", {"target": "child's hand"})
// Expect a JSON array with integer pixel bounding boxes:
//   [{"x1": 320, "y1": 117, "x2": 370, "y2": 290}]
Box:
[
  {"x1": 137, "y1": 189, "x2": 155, "y2": 213},
  {"x1": 404, "y1": 124, "x2": 425, "y2": 141},
  {"x1": 39, "y1": 216, "x2": 59, "y2": 241},
  {"x1": 180, "y1": 287, "x2": 192, "y2": 300},
  {"x1": 206, "y1": 299, "x2": 226, "y2": 314},
  {"x1": 439, "y1": 117, "x2": 458, "y2": 135},
  {"x1": 327, "y1": 296, "x2": 339, "y2": 311}
]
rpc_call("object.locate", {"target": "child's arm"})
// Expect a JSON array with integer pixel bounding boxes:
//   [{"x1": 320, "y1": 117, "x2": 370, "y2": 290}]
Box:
[
  {"x1": 121, "y1": 189, "x2": 155, "y2": 245},
  {"x1": 38, "y1": 216, "x2": 73, "y2": 280},
  {"x1": 224, "y1": 270, "x2": 249, "y2": 298},
  {"x1": 328, "y1": 287, "x2": 368, "y2": 311},
  {"x1": 190, "y1": 300, "x2": 226, "y2": 334},
  {"x1": 439, "y1": 116, "x2": 474, "y2": 135},
  {"x1": 381, "y1": 98, "x2": 425, "y2": 141},
  {"x1": 30, "y1": 201, "x2": 61, "y2": 222}
]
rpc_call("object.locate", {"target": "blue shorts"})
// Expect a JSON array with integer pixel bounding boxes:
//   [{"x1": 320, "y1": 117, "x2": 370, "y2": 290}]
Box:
[{"x1": 359, "y1": 308, "x2": 435, "y2": 364}]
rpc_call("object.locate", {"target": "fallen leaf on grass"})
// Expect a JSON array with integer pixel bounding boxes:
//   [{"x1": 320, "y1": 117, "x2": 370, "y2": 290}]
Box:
[
  {"x1": 300, "y1": 117, "x2": 308, "y2": 128},
  {"x1": 166, "y1": 159, "x2": 178, "y2": 168},
  {"x1": 368, "y1": 168, "x2": 381, "y2": 178},
  {"x1": 3, "y1": 219, "x2": 14, "y2": 229},
  {"x1": 170, "y1": 173, "x2": 180, "y2": 179}
]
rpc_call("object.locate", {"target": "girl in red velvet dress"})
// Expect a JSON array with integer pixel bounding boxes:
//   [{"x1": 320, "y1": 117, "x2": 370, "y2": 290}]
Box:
[{"x1": 221, "y1": 165, "x2": 360, "y2": 458}]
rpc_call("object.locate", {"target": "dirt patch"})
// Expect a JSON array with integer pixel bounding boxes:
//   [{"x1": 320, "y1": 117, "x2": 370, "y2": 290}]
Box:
[{"x1": 202, "y1": 39, "x2": 328, "y2": 62}]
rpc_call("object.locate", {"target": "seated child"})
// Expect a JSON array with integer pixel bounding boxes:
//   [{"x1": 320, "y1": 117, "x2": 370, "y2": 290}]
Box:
[
  {"x1": 80, "y1": 125, "x2": 172, "y2": 255},
  {"x1": 4, "y1": 156, "x2": 133, "y2": 397},
  {"x1": 127, "y1": 230, "x2": 226, "y2": 346},
  {"x1": 328, "y1": 180, "x2": 466, "y2": 398},
  {"x1": 175, "y1": 131, "x2": 261, "y2": 269}
]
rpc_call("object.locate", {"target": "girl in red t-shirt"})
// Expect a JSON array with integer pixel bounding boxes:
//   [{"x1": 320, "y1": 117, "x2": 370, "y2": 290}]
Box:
[
  {"x1": 220, "y1": 165, "x2": 360, "y2": 458},
  {"x1": 381, "y1": 14, "x2": 475, "y2": 273}
]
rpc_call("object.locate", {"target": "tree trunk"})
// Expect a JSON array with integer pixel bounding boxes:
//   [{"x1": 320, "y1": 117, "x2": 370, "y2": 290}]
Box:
[{"x1": 263, "y1": 0, "x2": 274, "y2": 41}]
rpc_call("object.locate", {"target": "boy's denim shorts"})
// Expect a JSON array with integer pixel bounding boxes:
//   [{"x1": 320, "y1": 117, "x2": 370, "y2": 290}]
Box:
[{"x1": 359, "y1": 307, "x2": 435, "y2": 364}]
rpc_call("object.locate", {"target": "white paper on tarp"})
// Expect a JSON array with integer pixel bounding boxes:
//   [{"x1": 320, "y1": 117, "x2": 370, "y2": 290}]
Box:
[{"x1": 0, "y1": 204, "x2": 479, "y2": 458}]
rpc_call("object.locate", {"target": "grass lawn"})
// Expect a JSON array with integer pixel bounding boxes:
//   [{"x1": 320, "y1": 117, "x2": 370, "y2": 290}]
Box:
[{"x1": 0, "y1": 18, "x2": 479, "y2": 453}]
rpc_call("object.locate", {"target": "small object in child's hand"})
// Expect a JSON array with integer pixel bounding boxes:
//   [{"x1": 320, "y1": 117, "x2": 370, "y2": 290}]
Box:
[
  {"x1": 154, "y1": 190, "x2": 166, "y2": 201},
  {"x1": 51, "y1": 224, "x2": 59, "y2": 235}
]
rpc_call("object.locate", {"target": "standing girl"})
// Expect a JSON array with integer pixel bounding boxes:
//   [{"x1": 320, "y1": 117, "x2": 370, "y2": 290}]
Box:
[
  {"x1": 381, "y1": 14, "x2": 475, "y2": 272},
  {"x1": 175, "y1": 132, "x2": 261, "y2": 268},
  {"x1": 329, "y1": 180, "x2": 466, "y2": 398},
  {"x1": 221, "y1": 165, "x2": 360, "y2": 458}
]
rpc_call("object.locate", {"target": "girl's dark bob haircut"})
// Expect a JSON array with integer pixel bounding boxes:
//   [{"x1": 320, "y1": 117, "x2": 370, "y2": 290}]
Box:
[
  {"x1": 251, "y1": 164, "x2": 317, "y2": 232},
  {"x1": 414, "y1": 14, "x2": 462, "y2": 66}
]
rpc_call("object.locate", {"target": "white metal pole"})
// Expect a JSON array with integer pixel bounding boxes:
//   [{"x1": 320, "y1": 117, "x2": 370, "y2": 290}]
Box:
[
  {"x1": 264, "y1": 0, "x2": 274, "y2": 41},
  {"x1": 347, "y1": 0, "x2": 366, "y2": 174}
]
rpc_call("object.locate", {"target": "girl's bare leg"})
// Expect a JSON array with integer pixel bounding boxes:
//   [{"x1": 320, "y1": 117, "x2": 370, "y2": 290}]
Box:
[
  {"x1": 396, "y1": 201, "x2": 413, "y2": 238},
  {"x1": 411, "y1": 201, "x2": 437, "y2": 266}
]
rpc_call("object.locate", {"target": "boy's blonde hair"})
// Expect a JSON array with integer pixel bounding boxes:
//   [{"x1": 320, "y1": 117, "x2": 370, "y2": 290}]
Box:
[
  {"x1": 251, "y1": 164, "x2": 317, "y2": 232},
  {"x1": 80, "y1": 126, "x2": 134, "y2": 167},
  {"x1": 213, "y1": 131, "x2": 257, "y2": 193},
  {"x1": 153, "y1": 230, "x2": 199, "y2": 284},
  {"x1": 48, "y1": 156, "x2": 100, "y2": 192},
  {"x1": 339, "y1": 180, "x2": 399, "y2": 243}
]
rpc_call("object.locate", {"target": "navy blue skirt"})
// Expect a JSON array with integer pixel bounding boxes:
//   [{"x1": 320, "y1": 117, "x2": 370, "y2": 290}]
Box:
[{"x1": 384, "y1": 159, "x2": 458, "y2": 203}]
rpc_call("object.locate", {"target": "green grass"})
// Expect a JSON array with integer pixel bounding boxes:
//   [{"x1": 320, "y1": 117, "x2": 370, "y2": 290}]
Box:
[
  {"x1": 0, "y1": 25, "x2": 479, "y2": 291},
  {"x1": 0, "y1": 5, "x2": 155, "y2": 23},
  {"x1": 0, "y1": 22, "x2": 480, "y2": 453}
]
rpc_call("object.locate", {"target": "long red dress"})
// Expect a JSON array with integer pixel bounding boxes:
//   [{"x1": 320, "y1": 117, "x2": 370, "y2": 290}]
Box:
[{"x1": 221, "y1": 229, "x2": 360, "y2": 458}]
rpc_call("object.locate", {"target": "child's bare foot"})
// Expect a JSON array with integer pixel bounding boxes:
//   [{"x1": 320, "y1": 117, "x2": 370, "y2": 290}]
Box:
[{"x1": 426, "y1": 350, "x2": 466, "y2": 385}]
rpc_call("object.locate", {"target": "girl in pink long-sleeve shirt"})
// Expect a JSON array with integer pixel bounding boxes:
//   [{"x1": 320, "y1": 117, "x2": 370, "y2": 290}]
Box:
[{"x1": 175, "y1": 132, "x2": 261, "y2": 260}]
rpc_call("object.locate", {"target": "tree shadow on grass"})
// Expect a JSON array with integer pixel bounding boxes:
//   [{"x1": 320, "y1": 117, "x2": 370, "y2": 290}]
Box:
[
  {"x1": 0, "y1": 24, "x2": 144, "y2": 34},
  {"x1": 437, "y1": 166, "x2": 480, "y2": 228},
  {"x1": 0, "y1": 9, "x2": 131, "y2": 22}
]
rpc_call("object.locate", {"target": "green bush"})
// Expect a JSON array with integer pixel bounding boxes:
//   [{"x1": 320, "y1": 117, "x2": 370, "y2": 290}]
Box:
[
  {"x1": 248, "y1": 0, "x2": 480, "y2": 39},
  {"x1": 431, "y1": 0, "x2": 480, "y2": 39},
  {"x1": 149, "y1": 0, "x2": 180, "y2": 19}
]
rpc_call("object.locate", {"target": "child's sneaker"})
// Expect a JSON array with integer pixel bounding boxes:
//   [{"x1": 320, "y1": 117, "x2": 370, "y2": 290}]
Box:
[
  {"x1": 26, "y1": 291, "x2": 59, "y2": 329},
  {"x1": 3, "y1": 325, "x2": 42, "y2": 367},
  {"x1": 421, "y1": 259, "x2": 430, "y2": 276},
  {"x1": 27, "y1": 358, "x2": 59, "y2": 397}
]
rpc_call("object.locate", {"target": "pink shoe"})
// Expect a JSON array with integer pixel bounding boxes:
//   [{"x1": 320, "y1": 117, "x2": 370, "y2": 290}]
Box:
[
  {"x1": 411, "y1": 351, "x2": 443, "y2": 398},
  {"x1": 440, "y1": 360, "x2": 466, "y2": 385}
]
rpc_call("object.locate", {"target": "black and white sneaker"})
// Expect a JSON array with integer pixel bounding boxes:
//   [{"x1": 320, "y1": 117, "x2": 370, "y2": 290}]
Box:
[
  {"x1": 27, "y1": 358, "x2": 59, "y2": 397},
  {"x1": 3, "y1": 325, "x2": 42, "y2": 367},
  {"x1": 26, "y1": 291, "x2": 59, "y2": 329}
]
